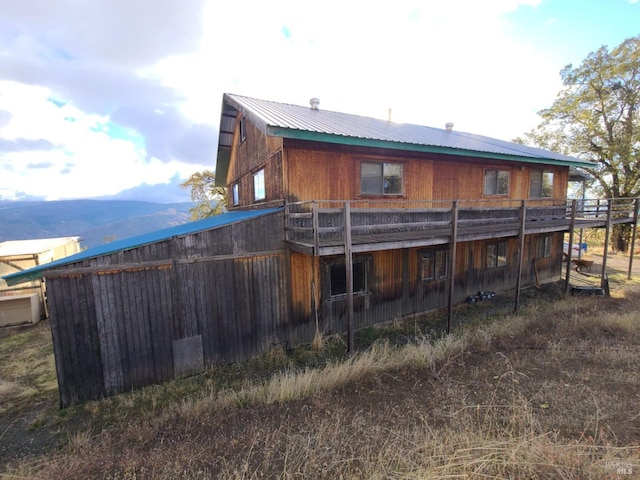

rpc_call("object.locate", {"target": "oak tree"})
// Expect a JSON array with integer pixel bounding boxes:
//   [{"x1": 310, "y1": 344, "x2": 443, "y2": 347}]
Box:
[
  {"x1": 180, "y1": 170, "x2": 226, "y2": 220},
  {"x1": 520, "y1": 35, "x2": 640, "y2": 251}
]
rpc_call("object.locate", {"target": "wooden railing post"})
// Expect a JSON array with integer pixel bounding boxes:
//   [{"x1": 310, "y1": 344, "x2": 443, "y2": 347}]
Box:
[
  {"x1": 601, "y1": 199, "x2": 613, "y2": 289},
  {"x1": 627, "y1": 197, "x2": 639, "y2": 280},
  {"x1": 446, "y1": 201, "x2": 458, "y2": 334},
  {"x1": 344, "y1": 201, "x2": 354, "y2": 355},
  {"x1": 564, "y1": 200, "x2": 577, "y2": 294},
  {"x1": 514, "y1": 200, "x2": 527, "y2": 313},
  {"x1": 312, "y1": 201, "x2": 320, "y2": 255}
]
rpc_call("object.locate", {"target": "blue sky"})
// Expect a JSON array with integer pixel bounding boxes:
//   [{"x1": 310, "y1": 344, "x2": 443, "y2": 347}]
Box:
[
  {"x1": 507, "y1": 0, "x2": 639, "y2": 64},
  {"x1": 0, "y1": 0, "x2": 638, "y2": 202}
]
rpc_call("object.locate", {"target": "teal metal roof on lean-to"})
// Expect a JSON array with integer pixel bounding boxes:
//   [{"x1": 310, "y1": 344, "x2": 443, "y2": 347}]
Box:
[
  {"x1": 217, "y1": 93, "x2": 594, "y2": 173},
  {"x1": 2, "y1": 208, "x2": 281, "y2": 286}
]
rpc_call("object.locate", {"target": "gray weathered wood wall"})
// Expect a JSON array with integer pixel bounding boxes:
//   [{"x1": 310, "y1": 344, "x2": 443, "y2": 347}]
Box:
[{"x1": 46, "y1": 212, "x2": 291, "y2": 406}]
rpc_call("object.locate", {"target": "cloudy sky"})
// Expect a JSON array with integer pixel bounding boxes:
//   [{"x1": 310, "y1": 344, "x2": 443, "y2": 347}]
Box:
[{"x1": 0, "y1": 0, "x2": 638, "y2": 203}]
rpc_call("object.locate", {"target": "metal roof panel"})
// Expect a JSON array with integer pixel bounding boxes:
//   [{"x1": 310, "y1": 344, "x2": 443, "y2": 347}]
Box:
[
  {"x1": 221, "y1": 93, "x2": 592, "y2": 167},
  {"x1": 3, "y1": 209, "x2": 281, "y2": 286}
]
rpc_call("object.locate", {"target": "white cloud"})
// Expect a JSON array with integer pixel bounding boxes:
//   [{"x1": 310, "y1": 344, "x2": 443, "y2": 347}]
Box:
[
  {"x1": 168, "y1": 0, "x2": 558, "y2": 140},
  {"x1": 0, "y1": 0, "x2": 630, "y2": 202}
]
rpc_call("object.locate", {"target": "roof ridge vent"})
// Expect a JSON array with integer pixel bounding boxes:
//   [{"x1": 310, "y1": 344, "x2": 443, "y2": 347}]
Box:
[
  {"x1": 445, "y1": 122, "x2": 454, "y2": 131},
  {"x1": 310, "y1": 98, "x2": 320, "y2": 111}
]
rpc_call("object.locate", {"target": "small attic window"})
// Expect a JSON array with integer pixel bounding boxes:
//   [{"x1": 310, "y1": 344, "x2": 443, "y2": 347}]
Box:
[{"x1": 239, "y1": 117, "x2": 247, "y2": 143}]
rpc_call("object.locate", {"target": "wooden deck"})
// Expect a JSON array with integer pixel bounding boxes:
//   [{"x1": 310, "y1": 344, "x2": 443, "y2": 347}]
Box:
[{"x1": 285, "y1": 198, "x2": 638, "y2": 256}]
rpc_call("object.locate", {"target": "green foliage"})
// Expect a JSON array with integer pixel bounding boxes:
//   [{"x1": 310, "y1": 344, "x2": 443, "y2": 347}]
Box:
[
  {"x1": 180, "y1": 170, "x2": 227, "y2": 220},
  {"x1": 521, "y1": 35, "x2": 640, "y2": 251}
]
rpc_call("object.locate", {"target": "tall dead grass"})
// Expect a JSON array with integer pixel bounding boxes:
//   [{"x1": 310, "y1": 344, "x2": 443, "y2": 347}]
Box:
[{"x1": 5, "y1": 289, "x2": 640, "y2": 479}]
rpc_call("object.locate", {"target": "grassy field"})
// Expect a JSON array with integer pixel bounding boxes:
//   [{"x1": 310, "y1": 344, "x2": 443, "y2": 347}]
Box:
[{"x1": 1, "y1": 280, "x2": 640, "y2": 479}]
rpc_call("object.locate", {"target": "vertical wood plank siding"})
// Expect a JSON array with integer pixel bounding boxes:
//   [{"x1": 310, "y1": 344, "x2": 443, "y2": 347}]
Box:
[
  {"x1": 283, "y1": 141, "x2": 568, "y2": 203},
  {"x1": 227, "y1": 117, "x2": 284, "y2": 208},
  {"x1": 47, "y1": 212, "x2": 291, "y2": 406},
  {"x1": 306, "y1": 232, "x2": 563, "y2": 339},
  {"x1": 46, "y1": 205, "x2": 565, "y2": 406}
]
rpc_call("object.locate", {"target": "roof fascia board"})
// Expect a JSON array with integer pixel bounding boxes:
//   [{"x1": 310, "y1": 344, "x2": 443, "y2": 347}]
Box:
[
  {"x1": 223, "y1": 94, "x2": 270, "y2": 135},
  {"x1": 268, "y1": 126, "x2": 593, "y2": 168}
]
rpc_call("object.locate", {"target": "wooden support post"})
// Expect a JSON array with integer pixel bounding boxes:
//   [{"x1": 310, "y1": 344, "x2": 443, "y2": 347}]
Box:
[
  {"x1": 627, "y1": 198, "x2": 639, "y2": 280},
  {"x1": 514, "y1": 200, "x2": 527, "y2": 313},
  {"x1": 601, "y1": 200, "x2": 613, "y2": 289},
  {"x1": 34, "y1": 255, "x2": 49, "y2": 319},
  {"x1": 579, "y1": 182, "x2": 586, "y2": 259},
  {"x1": 446, "y1": 201, "x2": 458, "y2": 334},
  {"x1": 344, "y1": 202, "x2": 355, "y2": 355},
  {"x1": 564, "y1": 200, "x2": 577, "y2": 294},
  {"x1": 312, "y1": 201, "x2": 320, "y2": 255}
]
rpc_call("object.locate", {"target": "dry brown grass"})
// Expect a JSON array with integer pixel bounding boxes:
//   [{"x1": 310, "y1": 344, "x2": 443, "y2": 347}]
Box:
[
  {"x1": 2, "y1": 285, "x2": 640, "y2": 479},
  {"x1": 0, "y1": 322, "x2": 57, "y2": 415}
]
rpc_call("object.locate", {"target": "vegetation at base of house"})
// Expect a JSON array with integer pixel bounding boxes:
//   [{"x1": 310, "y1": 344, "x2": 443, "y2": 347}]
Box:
[{"x1": 2, "y1": 281, "x2": 640, "y2": 479}]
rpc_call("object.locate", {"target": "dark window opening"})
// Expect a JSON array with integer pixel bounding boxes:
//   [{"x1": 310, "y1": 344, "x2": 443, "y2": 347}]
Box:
[
  {"x1": 487, "y1": 242, "x2": 507, "y2": 268},
  {"x1": 330, "y1": 261, "x2": 367, "y2": 297},
  {"x1": 420, "y1": 248, "x2": 448, "y2": 281},
  {"x1": 536, "y1": 235, "x2": 552, "y2": 258},
  {"x1": 239, "y1": 117, "x2": 247, "y2": 143}
]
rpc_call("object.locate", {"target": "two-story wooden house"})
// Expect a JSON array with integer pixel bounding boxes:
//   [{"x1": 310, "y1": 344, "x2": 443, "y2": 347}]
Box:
[
  {"x1": 216, "y1": 93, "x2": 636, "y2": 343},
  {"x1": 5, "y1": 93, "x2": 636, "y2": 406}
]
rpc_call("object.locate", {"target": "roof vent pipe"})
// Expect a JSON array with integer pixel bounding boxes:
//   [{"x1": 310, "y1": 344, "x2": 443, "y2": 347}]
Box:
[
  {"x1": 445, "y1": 122, "x2": 454, "y2": 131},
  {"x1": 310, "y1": 98, "x2": 320, "y2": 110}
]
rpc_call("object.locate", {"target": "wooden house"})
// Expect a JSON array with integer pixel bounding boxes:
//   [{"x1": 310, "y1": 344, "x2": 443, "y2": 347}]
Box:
[
  {"x1": 216, "y1": 94, "x2": 637, "y2": 340},
  {"x1": 3, "y1": 94, "x2": 637, "y2": 406}
]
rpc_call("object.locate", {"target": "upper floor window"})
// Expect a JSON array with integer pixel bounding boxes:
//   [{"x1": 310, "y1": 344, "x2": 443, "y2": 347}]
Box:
[
  {"x1": 483, "y1": 169, "x2": 510, "y2": 196},
  {"x1": 361, "y1": 162, "x2": 403, "y2": 195},
  {"x1": 420, "y1": 248, "x2": 448, "y2": 281},
  {"x1": 239, "y1": 117, "x2": 247, "y2": 143},
  {"x1": 486, "y1": 241, "x2": 507, "y2": 268},
  {"x1": 530, "y1": 169, "x2": 554, "y2": 198},
  {"x1": 231, "y1": 183, "x2": 239, "y2": 206},
  {"x1": 253, "y1": 169, "x2": 265, "y2": 202}
]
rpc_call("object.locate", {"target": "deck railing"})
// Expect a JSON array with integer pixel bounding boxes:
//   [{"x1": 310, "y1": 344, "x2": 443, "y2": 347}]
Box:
[{"x1": 284, "y1": 197, "x2": 638, "y2": 254}]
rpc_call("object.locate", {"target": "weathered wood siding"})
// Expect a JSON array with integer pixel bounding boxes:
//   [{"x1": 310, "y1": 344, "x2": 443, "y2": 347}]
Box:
[
  {"x1": 283, "y1": 140, "x2": 568, "y2": 203},
  {"x1": 300, "y1": 232, "x2": 564, "y2": 337},
  {"x1": 46, "y1": 212, "x2": 293, "y2": 406},
  {"x1": 288, "y1": 251, "x2": 320, "y2": 342},
  {"x1": 227, "y1": 116, "x2": 284, "y2": 207}
]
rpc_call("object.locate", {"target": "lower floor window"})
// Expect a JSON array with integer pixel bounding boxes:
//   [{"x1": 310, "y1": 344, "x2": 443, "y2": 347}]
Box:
[
  {"x1": 536, "y1": 235, "x2": 552, "y2": 258},
  {"x1": 420, "y1": 248, "x2": 448, "y2": 281},
  {"x1": 486, "y1": 242, "x2": 507, "y2": 268},
  {"x1": 330, "y1": 260, "x2": 368, "y2": 297}
]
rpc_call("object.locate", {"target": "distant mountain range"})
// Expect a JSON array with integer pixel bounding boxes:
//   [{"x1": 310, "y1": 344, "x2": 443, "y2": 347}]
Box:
[{"x1": 0, "y1": 200, "x2": 194, "y2": 249}]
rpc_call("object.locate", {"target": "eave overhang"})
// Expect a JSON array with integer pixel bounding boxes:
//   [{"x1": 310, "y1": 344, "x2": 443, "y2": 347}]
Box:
[{"x1": 267, "y1": 126, "x2": 595, "y2": 169}]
